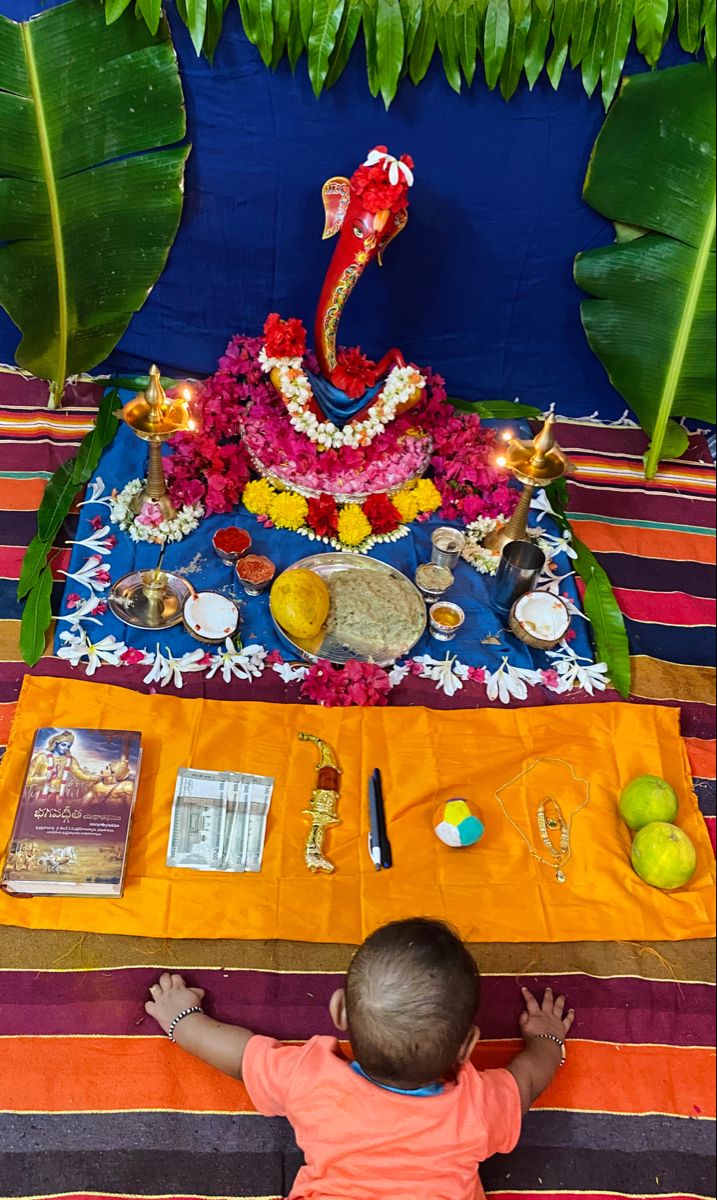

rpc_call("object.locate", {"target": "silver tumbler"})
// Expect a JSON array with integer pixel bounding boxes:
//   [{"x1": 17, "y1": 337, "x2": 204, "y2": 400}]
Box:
[
  {"x1": 431, "y1": 527, "x2": 466, "y2": 570},
  {"x1": 492, "y1": 540, "x2": 546, "y2": 616}
]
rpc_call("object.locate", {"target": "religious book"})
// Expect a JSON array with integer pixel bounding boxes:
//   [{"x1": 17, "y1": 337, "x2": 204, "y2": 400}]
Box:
[
  {"x1": 167, "y1": 767, "x2": 274, "y2": 873},
  {"x1": 1, "y1": 727, "x2": 142, "y2": 897}
]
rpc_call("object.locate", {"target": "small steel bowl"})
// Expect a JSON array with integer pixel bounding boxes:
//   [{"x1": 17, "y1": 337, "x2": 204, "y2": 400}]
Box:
[
  {"x1": 182, "y1": 590, "x2": 240, "y2": 644},
  {"x1": 235, "y1": 554, "x2": 276, "y2": 597},
  {"x1": 212, "y1": 526, "x2": 252, "y2": 566},
  {"x1": 429, "y1": 601, "x2": 465, "y2": 642},
  {"x1": 415, "y1": 562, "x2": 454, "y2": 601}
]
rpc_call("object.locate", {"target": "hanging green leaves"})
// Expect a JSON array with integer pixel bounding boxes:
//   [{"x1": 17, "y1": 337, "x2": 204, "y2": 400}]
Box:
[
  {"x1": 524, "y1": 2, "x2": 553, "y2": 86},
  {"x1": 635, "y1": 0, "x2": 670, "y2": 63},
  {"x1": 547, "y1": 0, "x2": 575, "y2": 87},
  {"x1": 409, "y1": 3, "x2": 437, "y2": 81},
  {"x1": 325, "y1": 0, "x2": 362, "y2": 84},
  {"x1": 307, "y1": 0, "x2": 345, "y2": 95},
  {"x1": 109, "y1": 0, "x2": 714, "y2": 107},
  {"x1": 601, "y1": 0, "x2": 635, "y2": 107},
  {"x1": 501, "y1": 0, "x2": 532, "y2": 97},
  {"x1": 18, "y1": 389, "x2": 121, "y2": 666},
  {"x1": 376, "y1": 0, "x2": 406, "y2": 106}
]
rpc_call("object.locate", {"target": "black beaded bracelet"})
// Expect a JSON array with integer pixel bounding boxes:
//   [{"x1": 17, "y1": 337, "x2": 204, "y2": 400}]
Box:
[
  {"x1": 533, "y1": 1033, "x2": 566, "y2": 1065},
  {"x1": 167, "y1": 1006, "x2": 204, "y2": 1043}
]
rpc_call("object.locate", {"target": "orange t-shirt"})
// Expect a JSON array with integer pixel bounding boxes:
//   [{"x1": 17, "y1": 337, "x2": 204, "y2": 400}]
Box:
[{"x1": 242, "y1": 1034, "x2": 522, "y2": 1199}]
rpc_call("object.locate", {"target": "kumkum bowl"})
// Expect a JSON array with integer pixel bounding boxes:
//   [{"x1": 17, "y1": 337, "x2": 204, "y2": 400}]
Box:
[
  {"x1": 212, "y1": 526, "x2": 252, "y2": 565},
  {"x1": 235, "y1": 554, "x2": 276, "y2": 597},
  {"x1": 509, "y1": 590, "x2": 571, "y2": 650},
  {"x1": 182, "y1": 590, "x2": 240, "y2": 644}
]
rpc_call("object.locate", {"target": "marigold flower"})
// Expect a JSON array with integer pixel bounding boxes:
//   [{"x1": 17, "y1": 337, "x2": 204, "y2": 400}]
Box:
[
  {"x1": 391, "y1": 488, "x2": 420, "y2": 524},
  {"x1": 411, "y1": 477, "x2": 442, "y2": 514},
  {"x1": 242, "y1": 478, "x2": 277, "y2": 515},
  {"x1": 268, "y1": 490, "x2": 309, "y2": 531},
  {"x1": 336, "y1": 504, "x2": 372, "y2": 547}
]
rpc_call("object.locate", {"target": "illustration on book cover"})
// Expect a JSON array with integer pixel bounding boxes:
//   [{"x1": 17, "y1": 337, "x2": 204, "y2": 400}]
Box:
[{"x1": 4, "y1": 728, "x2": 142, "y2": 891}]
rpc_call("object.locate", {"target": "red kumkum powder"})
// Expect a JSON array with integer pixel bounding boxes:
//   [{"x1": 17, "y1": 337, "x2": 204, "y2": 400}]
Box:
[
  {"x1": 213, "y1": 526, "x2": 251, "y2": 555},
  {"x1": 236, "y1": 554, "x2": 275, "y2": 584}
]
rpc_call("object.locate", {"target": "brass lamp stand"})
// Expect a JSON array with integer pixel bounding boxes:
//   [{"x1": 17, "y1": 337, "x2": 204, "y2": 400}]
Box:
[
  {"x1": 484, "y1": 413, "x2": 576, "y2": 555},
  {"x1": 116, "y1": 364, "x2": 192, "y2": 521}
]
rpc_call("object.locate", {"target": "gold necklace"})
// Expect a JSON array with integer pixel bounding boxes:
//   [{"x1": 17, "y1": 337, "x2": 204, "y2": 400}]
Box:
[{"x1": 495, "y1": 758, "x2": 590, "y2": 884}]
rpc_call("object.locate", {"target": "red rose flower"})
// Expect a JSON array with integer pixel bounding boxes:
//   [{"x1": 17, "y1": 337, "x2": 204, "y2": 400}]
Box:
[
  {"x1": 307, "y1": 493, "x2": 339, "y2": 537},
  {"x1": 362, "y1": 493, "x2": 402, "y2": 534},
  {"x1": 333, "y1": 347, "x2": 377, "y2": 400},
  {"x1": 350, "y1": 150, "x2": 414, "y2": 214},
  {"x1": 263, "y1": 313, "x2": 307, "y2": 360}
]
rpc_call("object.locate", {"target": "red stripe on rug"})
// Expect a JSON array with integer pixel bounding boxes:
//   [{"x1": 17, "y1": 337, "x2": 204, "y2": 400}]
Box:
[
  {"x1": 0, "y1": 546, "x2": 71, "y2": 580},
  {"x1": 614, "y1": 588, "x2": 717, "y2": 626},
  {"x1": 687, "y1": 740, "x2": 717, "y2": 780}
]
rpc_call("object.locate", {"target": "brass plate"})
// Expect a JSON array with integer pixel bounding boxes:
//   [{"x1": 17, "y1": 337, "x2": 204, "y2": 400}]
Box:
[{"x1": 108, "y1": 570, "x2": 196, "y2": 630}]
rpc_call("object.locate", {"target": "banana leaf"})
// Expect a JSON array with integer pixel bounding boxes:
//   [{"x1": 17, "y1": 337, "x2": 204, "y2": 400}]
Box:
[
  {"x1": 575, "y1": 64, "x2": 716, "y2": 479},
  {"x1": 0, "y1": 0, "x2": 189, "y2": 409}
]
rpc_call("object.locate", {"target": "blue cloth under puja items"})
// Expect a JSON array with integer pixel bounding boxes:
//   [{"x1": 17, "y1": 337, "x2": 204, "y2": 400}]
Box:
[{"x1": 54, "y1": 417, "x2": 594, "y2": 673}]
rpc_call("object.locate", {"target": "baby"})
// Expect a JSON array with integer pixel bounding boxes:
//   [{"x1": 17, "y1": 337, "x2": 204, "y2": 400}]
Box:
[{"x1": 146, "y1": 917, "x2": 574, "y2": 1199}]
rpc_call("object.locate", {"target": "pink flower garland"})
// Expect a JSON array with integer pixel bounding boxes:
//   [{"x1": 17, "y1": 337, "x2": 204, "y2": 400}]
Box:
[{"x1": 165, "y1": 334, "x2": 519, "y2": 522}]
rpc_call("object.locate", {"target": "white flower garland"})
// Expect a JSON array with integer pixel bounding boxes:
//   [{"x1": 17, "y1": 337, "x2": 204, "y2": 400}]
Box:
[
  {"x1": 461, "y1": 513, "x2": 576, "y2": 577},
  {"x1": 267, "y1": 520, "x2": 411, "y2": 556},
  {"x1": 109, "y1": 478, "x2": 204, "y2": 544},
  {"x1": 259, "y1": 347, "x2": 425, "y2": 450}
]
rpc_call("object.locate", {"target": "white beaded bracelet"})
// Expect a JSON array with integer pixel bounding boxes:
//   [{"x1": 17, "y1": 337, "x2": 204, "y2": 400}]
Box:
[
  {"x1": 167, "y1": 1006, "x2": 204, "y2": 1042},
  {"x1": 533, "y1": 1033, "x2": 566, "y2": 1065}
]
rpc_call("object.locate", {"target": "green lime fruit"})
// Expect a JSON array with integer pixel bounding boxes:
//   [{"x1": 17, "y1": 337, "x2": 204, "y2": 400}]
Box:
[
  {"x1": 619, "y1": 775, "x2": 679, "y2": 831},
  {"x1": 630, "y1": 822, "x2": 697, "y2": 891}
]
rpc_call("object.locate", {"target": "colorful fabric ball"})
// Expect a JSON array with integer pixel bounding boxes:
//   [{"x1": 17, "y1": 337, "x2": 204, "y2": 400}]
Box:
[{"x1": 434, "y1": 799, "x2": 485, "y2": 848}]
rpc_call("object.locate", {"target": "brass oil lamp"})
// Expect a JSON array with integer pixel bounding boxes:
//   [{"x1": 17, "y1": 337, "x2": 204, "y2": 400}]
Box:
[
  {"x1": 116, "y1": 364, "x2": 193, "y2": 521},
  {"x1": 484, "y1": 413, "x2": 576, "y2": 554}
]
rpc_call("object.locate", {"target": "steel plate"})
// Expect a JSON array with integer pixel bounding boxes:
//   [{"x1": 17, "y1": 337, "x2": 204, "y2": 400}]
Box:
[{"x1": 271, "y1": 552, "x2": 427, "y2": 666}]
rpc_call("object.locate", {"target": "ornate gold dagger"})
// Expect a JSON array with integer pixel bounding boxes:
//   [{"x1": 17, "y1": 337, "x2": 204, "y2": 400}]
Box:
[{"x1": 298, "y1": 733, "x2": 342, "y2": 874}]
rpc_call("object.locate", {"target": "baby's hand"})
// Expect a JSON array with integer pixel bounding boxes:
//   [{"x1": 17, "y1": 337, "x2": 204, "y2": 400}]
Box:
[
  {"x1": 519, "y1": 986, "x2": 575, "y2": 1044},
  {"x1": 145, "y1": 972, "x2": 205, "y2": 1036}
]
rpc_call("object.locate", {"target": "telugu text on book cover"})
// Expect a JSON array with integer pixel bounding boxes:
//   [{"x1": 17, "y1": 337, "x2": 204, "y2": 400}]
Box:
[{"x1": 3, "y1": 728, "x2": 142, "y2": 893}]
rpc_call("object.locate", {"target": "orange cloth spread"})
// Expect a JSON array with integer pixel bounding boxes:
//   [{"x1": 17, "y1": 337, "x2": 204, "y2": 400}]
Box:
[{"x1": 0, "y1": 676, "x2": 714, "y2": 943}]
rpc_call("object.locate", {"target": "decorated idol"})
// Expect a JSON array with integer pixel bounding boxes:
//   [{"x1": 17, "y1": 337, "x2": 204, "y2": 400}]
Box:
[{"x1": 259, "y1": 147, "x2": 425, "y2": 452}]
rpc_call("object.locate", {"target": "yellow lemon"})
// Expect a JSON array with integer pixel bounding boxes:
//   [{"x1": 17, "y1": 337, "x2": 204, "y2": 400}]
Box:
[{"x1": 270, "y1": 569, "x2": 330, "y2": 639}]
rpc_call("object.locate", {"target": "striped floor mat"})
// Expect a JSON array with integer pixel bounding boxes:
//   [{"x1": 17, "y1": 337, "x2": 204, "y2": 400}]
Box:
[{"x1": 0, "y1": 370, "x2": 714, "y2": 1200}]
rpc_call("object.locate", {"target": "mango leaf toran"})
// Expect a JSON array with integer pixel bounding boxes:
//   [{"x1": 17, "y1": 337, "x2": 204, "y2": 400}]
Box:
[{"x1": 107, "y1": 0, "x2": 715, "y2": 108}]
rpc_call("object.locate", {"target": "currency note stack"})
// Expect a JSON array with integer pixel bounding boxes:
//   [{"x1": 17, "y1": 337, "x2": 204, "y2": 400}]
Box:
[{"x1": 167, "y1": 768, "x2": 274, "y2": 873}]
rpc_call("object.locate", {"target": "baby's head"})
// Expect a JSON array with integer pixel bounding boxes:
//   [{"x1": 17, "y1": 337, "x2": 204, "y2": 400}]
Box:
[{"x1": 332, "y1": 917, "x2": 480, "y2": 1089}]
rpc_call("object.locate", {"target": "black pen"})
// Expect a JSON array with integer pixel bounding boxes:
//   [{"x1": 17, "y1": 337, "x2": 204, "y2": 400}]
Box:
[{"x1": 368, "y1": 768, "x2": 392, "y2": 870}]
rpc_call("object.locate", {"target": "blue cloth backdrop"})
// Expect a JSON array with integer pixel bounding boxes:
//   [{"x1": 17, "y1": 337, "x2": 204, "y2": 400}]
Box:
[
  {"x1": 0, "y1": 0, "x2": 693, "y2": 418},
  {"x1": 54, "y1": 410, "x2": 593, "y2": 674}
]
